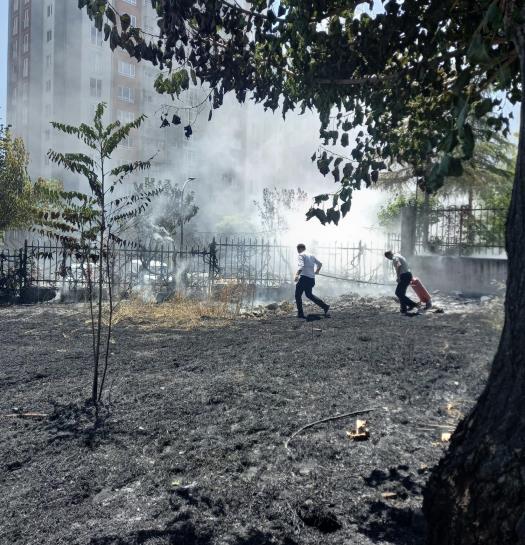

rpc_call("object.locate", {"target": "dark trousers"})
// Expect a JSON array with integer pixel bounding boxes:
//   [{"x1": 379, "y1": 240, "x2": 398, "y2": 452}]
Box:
[
  {"x1": 395, "y1": 271, "x2": 416, "y2": 312},
  {"x1": 295, "y1": 275, "x2": 327, "y2": 316}
]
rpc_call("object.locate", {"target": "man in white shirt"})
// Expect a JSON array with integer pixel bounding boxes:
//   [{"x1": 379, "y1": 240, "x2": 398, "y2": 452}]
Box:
[
  {"x1": 384, "y1": 250, "x2": 418, "y2": 314},
  {"x1": 294, "y1": 243, "x2": 330, "y2": 319}
]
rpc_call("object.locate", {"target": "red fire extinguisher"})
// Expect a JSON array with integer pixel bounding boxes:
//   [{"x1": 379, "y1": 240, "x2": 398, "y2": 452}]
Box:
[{"x1": 411, "y1": 277, "x2": 432, "y2": 308}]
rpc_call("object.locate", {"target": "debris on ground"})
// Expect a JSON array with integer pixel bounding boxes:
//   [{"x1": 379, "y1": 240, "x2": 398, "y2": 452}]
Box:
[
  {"x1": 0, "y1": 295, "x2": 501, "y2": 545},
  {"x1": 347, "y1": 419, "x2": 371, "y2": 441}
]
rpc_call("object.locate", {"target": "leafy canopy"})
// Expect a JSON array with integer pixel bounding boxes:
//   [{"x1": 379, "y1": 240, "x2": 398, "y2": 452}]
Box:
[
  {"x1": 0, "y1": 127, "x2": 64, "y2": 237},
  {"x1": 81, "y1": 0, "x2": 520, "y2": 223}
]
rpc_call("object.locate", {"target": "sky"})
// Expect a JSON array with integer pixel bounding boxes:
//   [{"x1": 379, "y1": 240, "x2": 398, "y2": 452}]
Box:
[{"x1": 0, "y1": 0, "x2": 7, "y2": 125}]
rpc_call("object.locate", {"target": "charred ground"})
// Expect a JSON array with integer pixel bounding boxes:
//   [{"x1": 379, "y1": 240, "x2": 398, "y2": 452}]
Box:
[{"x1": 0, "y1": 296, "x2": 501, "y2": 545}]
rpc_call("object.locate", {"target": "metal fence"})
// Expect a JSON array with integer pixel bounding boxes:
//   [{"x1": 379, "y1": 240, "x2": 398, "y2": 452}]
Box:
[
  {"x1": 415, "y1": 206, "x2": 507, "y2": 256},
  {"x1": 0, "y1": 235, "x2": 399, "y2": 302}
]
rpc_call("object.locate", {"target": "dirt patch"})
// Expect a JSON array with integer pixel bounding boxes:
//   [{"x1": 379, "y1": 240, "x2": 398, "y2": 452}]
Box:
[{"x1": 0, "y1": 295, "x2": 501, "y2": 545}]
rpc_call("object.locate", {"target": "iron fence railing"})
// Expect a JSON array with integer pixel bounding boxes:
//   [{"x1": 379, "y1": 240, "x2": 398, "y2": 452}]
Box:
[
  {"x1": 416, "y1": 206, "x2": 507, "y2": 256},
  {"x1": 0, "y1": 235, "x2": 400, "y2": 302}
]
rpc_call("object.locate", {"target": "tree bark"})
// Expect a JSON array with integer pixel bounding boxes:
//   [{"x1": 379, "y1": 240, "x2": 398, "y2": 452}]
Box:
[
  {"x1": 422, "y1": 189, "x2": 430, "y2": 252},
  {"x1": 423, "y1": 34, "x2": 525, "y2": 545}
]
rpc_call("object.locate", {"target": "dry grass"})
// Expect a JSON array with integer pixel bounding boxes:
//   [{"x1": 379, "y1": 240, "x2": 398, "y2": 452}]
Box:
[
  {"x1": 111, "y1": 281, "x2": 259, "y2": 330},
  {"x1": 112, "y1": 294, "x2": 239, "y2": 330}
]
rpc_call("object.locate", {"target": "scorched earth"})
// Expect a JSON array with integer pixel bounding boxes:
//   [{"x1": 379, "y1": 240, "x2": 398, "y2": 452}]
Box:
[{"x1": 0, "y1": 294, "x2": 501, "y2": 545}]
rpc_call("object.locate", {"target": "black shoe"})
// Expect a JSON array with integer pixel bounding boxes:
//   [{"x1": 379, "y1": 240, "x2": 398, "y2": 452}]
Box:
[
  {"x1": 297, "y1": 314, "x2": 306, "y2": 319},
  {"x1": 323, "y1": 305, "x2": 330, "y2": 317}
]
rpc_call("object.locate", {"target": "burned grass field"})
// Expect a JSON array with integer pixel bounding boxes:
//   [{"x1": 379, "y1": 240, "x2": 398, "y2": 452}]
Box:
[{"x1": 0, "y1": 296, "x2": 501, "y2": 545}]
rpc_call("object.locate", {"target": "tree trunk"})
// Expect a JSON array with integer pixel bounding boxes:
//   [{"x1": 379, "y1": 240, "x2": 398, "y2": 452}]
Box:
[
  {"x1": 423, "y1": 37, "x2": 525, "y2": 545},
  {"x1": 422, "y1": 189, "x2": 430, "y2": 251}
]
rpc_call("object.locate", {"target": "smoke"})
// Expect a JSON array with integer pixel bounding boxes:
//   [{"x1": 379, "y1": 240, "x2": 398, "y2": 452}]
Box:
[{"x1": 161, "y1": 95, "x2": 391, "y2": 247}]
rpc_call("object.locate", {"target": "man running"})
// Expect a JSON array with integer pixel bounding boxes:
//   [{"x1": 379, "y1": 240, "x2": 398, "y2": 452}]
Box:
[
  {"x1": 384, "y1": 250, "x2": 418, "y2": 314},
  {"x1": 294, "y1": 243, "x2": 330, "y2": 319}
]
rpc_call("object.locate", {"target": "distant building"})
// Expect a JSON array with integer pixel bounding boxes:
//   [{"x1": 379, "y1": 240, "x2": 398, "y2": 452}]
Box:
[{"x1": 6, "y1": 0, "x2": 250, "y2": 211}]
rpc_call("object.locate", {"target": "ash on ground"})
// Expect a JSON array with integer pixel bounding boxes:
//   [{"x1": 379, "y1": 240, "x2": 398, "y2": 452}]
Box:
[{"x1": 0, "y1": 293, "x2": 502, "y2": 545}]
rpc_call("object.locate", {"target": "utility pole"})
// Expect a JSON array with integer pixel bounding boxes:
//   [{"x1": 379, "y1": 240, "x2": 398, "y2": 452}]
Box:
[{"x1": 179, "y1": 177, "x2": 196, "y2": 250}]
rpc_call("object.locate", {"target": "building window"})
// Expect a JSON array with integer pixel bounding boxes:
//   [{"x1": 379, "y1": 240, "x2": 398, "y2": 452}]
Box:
[
  {"x1": 90, "y1": 78, "x2": 102, "y2": 98},
  {"x1": 44, "y1": 104, "x2": 51, "y2": 116},
  {"x1": 46, "y1": 54, "x2": 52, "y2": 67},
  {"x1": 46, "y1": 30, "x2": 52, "y2": 42},
  {"x1": 44, "y1": 129, "x2": 51, "y2": 141},
  {"x1": 23, "y1": 33, "x2": 29, "y2": 52},
  {"x1": 122, "y1": 0, "x2": 137, "y2": 5},
  {"x1": 22, "y1": 107, "x2": 28, "y2": 125},
  {"x1": 13, "y1": 16, "x2": 19, "y2": 35},
  {"x1": 90, "y1": 26, "x2": 102, "y2": 46},
  {"x1": 23, "y1": 8, "x2": 29, "y2": 28},
  {"x1": 45, "y1": 80, "x2": 51, "y2": 92},
  {"x1": 118, "y1": 61, "x2": 135, "y2": 78},
  {"x1": 13, "y1": 0, "x2": 19, "y2": 12},
  {"x1": 22, "y1": 81, "x2": 28, "y2": 98},
  {"x1": 12, "y1": 41, "x2": 18, "y2": 59},
  {"x1": 120, "y1": 135, "x2": 135, "y2": 148},
  {"x1": 47, "y1": 4, "x2": 53, "y2": 17},
  {"x1": 22, "y1": 57, "x2": 28, "y2": 77},
  {"x1": 93, "y1": 52, "x2": 102, "y2": 74},
  {"x1": 117, "y1": 110, "x2": 135, "y2": 124},
  {"x1": 117, "y1": 85, "x2": 134, "y2": 103}
]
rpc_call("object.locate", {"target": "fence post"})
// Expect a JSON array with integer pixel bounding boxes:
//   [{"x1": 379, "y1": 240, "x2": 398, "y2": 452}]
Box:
[
  {"x1": 21, "y1": 240, "x2": 28, "y2": 292},
  {"x1": 400, "y1": 205, "x2": 417, "y2": 257},
  {"x1": 208, "y1": 237, "x2": 217, "y2": 296}
]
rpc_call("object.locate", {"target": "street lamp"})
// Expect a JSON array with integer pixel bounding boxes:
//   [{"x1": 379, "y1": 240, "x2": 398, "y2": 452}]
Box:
[{"x1": 179, "y1": 177, "x2": 196, "y2": 250}]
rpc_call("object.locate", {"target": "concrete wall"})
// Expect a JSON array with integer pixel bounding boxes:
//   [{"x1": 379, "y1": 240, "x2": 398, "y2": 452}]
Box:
[{"x1": 411, "y1": 255, "x2": 507, "y2": 296}]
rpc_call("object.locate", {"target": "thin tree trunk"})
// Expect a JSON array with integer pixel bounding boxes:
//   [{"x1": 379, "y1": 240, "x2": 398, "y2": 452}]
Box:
[
  {"x1": 98, "y1": 232, "x2": 113, "y2": 402},
  {"x1": 93, "y1": 156, "x2": 105, "y2": 405},
  {"x1": 93, "y1": 221, "x2": 104, "y2": 404},
  {"x1": 423, "y1": 36, "x2": 525, "y2": 545}
]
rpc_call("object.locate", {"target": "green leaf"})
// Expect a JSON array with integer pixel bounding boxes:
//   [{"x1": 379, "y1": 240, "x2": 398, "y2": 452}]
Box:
[
  {"x1": 105, "y1": 7, "x2": 116, "y2": 25},
  {"x1": 120, "y1": 13, "x2": 131, "y2": 32},
  {"x1": 306, "y1": 207, "x2": 328, "y2": 225},
  {"x1": 314, "y1": 194, "x2": 330, "y2": 204},
  {"x1": 474, "y1": 98, "x2": 494, "y2": 119}
]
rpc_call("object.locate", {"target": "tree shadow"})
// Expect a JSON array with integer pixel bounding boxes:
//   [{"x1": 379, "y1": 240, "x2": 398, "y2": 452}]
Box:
[
  {"x1": 356, "y1": 465, "x2": 427, "y2": 545},
  {"x1": 46, "y1": 399, "x2": 113, "y2": 448},
  {"x1": 89, "y1": 523, "x2": 297, "y2": 545},
  {"x1": 89, "y1": 520, "x2": 212, "y2": 545}
]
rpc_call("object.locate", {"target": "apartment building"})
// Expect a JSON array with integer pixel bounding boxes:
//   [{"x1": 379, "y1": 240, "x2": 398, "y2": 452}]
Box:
[{"x1": 6, "y1": 0, "x2": 250, "y2": 208}]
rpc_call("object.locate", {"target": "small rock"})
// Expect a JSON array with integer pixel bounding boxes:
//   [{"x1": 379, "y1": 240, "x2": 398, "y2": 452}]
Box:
[{"x1": 265, "y1": 303, "x2": 279, "y2": 311}]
